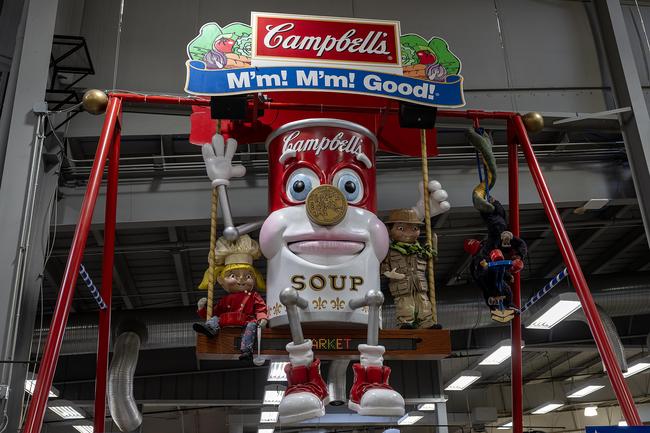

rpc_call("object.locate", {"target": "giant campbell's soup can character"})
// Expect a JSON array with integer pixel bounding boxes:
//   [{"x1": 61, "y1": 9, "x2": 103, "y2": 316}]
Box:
[
  {"x1": 259, "y1": 119, "x2": 404, "y2": 422},
  {"x1": 261, "y1": 119, "x2": 384, "y2": 327},
  {"x1": 201, "y1": 118, "x2": 449, "y2": 424}
]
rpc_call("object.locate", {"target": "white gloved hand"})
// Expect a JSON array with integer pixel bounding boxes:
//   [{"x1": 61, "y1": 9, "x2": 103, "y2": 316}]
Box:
[
  {"x1": 258, "y1": 318, "x2": 268, "y2": 328},
  {"x1": 202, "y1": 133, "x2": 246, "y2": 187},
  {"x1": 412, "y1": 180, "x2": 451, "y2": 220},
  {"x1": 197, "y1": 297, "x2": 207, "y2": 310}
]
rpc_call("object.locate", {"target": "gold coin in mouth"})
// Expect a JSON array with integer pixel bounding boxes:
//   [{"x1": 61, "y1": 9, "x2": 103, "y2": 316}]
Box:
[{"x1": 305, "y1": 185, "x2": 348, "y2": 226}]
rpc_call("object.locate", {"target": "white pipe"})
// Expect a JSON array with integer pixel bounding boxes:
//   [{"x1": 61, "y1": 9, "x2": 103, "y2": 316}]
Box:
[{"x1": 108, "y1": 332, "x2": 142, "y2": 432}]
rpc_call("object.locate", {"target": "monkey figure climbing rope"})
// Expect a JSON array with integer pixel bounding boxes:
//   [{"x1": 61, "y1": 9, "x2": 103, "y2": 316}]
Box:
[{"x1": 464, "y1": 126, "x2": 528, "y2": 323}]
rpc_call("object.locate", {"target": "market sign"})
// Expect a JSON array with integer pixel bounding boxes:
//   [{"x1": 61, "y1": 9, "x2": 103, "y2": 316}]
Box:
[{"x1": 185, "y1": 12, "x2": 465, "y2": 108}]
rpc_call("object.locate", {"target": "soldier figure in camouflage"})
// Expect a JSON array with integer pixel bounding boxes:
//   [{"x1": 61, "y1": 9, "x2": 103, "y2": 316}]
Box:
[{"x1": 381, "y1": 209, "x2": 436, "y2": 329}]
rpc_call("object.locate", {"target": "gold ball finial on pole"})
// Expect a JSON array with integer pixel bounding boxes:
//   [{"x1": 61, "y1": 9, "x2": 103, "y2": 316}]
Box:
[
  {"x1": 522, "y1": 112, "x2": 544, "y2": 134},
  {"x1": 82, "y1": 89, "x2": 109, "y2": 115}
]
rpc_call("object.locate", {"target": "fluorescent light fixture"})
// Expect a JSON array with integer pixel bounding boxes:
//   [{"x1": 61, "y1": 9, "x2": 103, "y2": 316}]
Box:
[
  {"x1": 73, "y1": 426, "x2": 93, "y2": 433},
  {"x1": 567, "y1": 380, "x2": 605, "y2": 398},
  {"x1": 478, "y1": 339, "x2": 525, "y2": 366},
  {"x1": 574, "y1": 199, "x2": 610, "y2": 214},
  {"x1": 619, "y1": 421, "x2": 628, "y2": 427},
  {"x1": 623, "y1": 359, "x2": 650, "y2": 378},
  {"x1": 584, "y1": 406, "x2": 598, "y2": 417},
  {"x1": 497, "y1": 421, "x2": 513, "y2": 430},
  {"x1": 263, "y1": 384, "x2": 286, "y2": 405},
  {"x1": 417, "y1": 403, "x2": 436, "y2": 411},
  {"x1": 526, "y1": 293, "x2": 581, "y2": 330},
  {"x1": 444, "y1": 370, "x2": 481, "y2": 391},
  {"x1": 397, "y1": 412, "x2": 423, "y2": 425},
  {"x1": 260, "y1": 409, "x2": 279, "y2": 424},
  {"x1": 267, "y1": 362, "x2": 288, "y2": 382},
  {"x1": 531, "y1": 401, "x2": 564, "y2": 414},
  {"x1": 258, "y1": 429, "x2": 274, "y2": 433},
  {"x1": 24, "y1": 379, "x2": 59, "y2": 398},
  {"x1": 48, "y1": 404, "x2": 84, "y2": 420}
]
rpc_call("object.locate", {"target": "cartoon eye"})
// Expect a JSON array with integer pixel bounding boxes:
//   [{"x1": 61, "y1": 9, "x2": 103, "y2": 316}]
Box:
[
  {"x1": 286, "y1": 168, "x2": 320, "y2": 203},
  {"x1": 333, "y1": 169, "x2": 364, "y2": 204}
]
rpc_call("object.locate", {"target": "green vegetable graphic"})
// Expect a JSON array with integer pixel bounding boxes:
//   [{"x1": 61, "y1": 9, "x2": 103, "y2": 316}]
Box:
[
  {"x1": 187, "y1": 22, "x2": 252, "y2": 61},
  {"x1": 233, "y1": 34, "x2": 252, "y2": 58},
  {"x1": 400, "y1": 33, "x2": 461, "y2": 76}
]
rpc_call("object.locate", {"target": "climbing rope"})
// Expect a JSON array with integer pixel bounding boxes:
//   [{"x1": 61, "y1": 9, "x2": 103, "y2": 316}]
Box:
[
  {"x1": 520, "y1": 268, "x2": 569, "y2": 313},
  {"x1": 206, "y1": 120, "x2": 222, "y2": 320},
  {"x1": 78, "y1": 264, "x2": 107, "y2": 310},
  {"x1": 420, "y1": 129, "x2": 437, "y2": 323}
]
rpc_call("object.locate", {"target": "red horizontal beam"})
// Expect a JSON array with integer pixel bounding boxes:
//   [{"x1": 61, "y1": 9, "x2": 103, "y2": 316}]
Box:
[{"x1": 107, "y1": 92, "x2": 517, "y2": 120}]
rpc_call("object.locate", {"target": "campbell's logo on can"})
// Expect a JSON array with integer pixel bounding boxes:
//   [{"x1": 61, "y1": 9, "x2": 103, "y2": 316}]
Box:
[{"x1": 252, "y1": 12, "x2": 401, "y2": 68}]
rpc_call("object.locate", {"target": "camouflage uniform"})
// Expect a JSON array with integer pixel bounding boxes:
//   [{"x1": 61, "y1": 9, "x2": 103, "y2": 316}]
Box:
[{"x1": 381, "y1": 249, "x2": 434, "y2": 329}]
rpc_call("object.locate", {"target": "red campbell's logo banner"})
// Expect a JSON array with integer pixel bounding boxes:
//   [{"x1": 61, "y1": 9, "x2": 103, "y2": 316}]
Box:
[{"x1": 252, "y1": 12, "x2": 401, "y2": 68}]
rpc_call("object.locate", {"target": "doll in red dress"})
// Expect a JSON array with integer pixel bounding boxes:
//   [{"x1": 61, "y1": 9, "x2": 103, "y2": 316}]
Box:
[{"x1": 193, "y1": 234, "x2": 267, "y2": 360}]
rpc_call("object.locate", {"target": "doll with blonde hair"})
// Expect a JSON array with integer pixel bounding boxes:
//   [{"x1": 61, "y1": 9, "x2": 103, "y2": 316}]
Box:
[{"x1": 194, "y1": 234, "x2": 268, "y2": 360}]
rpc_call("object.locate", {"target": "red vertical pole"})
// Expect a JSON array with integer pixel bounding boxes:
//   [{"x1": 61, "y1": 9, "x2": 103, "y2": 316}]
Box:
[
  {"x1": 93, "y1": 120, "x2": 121, "y2": 432},
  {"x1": 507, "y1": 120, "x2": 524, "y2": 433},
  {"x1": 23, "y1": 97, "x2": 123, "y2": 433},
  {"x1": 513, "y1": 115, "x2": 641, "y2": 425}
]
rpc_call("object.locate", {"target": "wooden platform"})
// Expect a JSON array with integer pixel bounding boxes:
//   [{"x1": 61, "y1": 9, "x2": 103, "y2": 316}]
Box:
[{"x1": 196, "y1": 328, "x2": 451, "y2": 361}]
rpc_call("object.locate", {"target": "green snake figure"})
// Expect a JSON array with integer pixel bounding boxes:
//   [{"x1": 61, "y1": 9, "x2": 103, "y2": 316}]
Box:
[{"x1": 467, "y1": 128, "x2": 497, "y2": 213}]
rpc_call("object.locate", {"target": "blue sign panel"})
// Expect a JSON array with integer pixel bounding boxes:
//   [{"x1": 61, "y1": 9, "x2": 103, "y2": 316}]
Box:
[
  {"x1": 184, "y1": 62, "x2": 465, "y2": 108},
  {"x1": 587, "y1": 426, "x2": 650, "y2": 433}
]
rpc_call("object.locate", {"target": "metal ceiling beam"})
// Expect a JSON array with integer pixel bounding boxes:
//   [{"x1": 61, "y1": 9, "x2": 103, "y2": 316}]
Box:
[
  {"x1": 526, "y1": 209, "x2": 572, "y2": 256},
  {"x1": 55, "y1": 160, "x2": 638, "y2": 230},
  {"x1": 113, "y1": 254, "x2": 140, "y2": 309},
  {"x1": 168, "y1": 227, "x2": 190, "y2": 306},
  {"x1": 541, "y1": 205, "x2": 632, "y2": 278},
  {"x1": 91, "y1": 230, "x2": 134, "y2": 310},
  {"x1": 584, "y1": 229, "x2": 648, "y2": 274},
  {"x1": 594, "y1": 0, "x2": 650, "y2": 248},
  {"x1": 523, "y1": 352, "x2": 579, "y2": 383}
]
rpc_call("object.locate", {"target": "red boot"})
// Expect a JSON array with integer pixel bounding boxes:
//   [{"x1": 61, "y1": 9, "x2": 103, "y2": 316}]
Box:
[
  {"x1": 279, "y1": 358, "x2": 329, "y2": 424},
  {"x1": 348, "y1": 345, "x2": 404, "y2": 416}
]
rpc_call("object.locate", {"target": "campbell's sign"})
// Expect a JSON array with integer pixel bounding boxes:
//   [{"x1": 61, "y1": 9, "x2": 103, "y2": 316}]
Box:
[
  {"x1": 252, "y1": 12, "x2": 401, "y2": 72},
  {"x1": 185, "y1": 12, "x2": 465, "y2": 108},
  {"x1": 281, "y1": 130, "x2": 365, "y2": 159}
]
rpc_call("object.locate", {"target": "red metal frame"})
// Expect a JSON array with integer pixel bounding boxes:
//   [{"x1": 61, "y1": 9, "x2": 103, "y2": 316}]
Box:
[
  {"x1": 507, "y1": 120, "x2": 524, "y2": 433},
  {"x1": 93, "y1": 121, "x2": 121, "y2": 431},
  {"x1": 21, "y1": 92, "x2": 641, "y2": 433}
]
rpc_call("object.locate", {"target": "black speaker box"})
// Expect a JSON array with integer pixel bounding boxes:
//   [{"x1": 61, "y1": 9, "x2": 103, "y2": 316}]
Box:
[
  {"x1": 210, "y1": 95, "x2": 248, "y2": 120},
  {"x1": 398, "y1": 102, "x2": 437, "y2": 128}
]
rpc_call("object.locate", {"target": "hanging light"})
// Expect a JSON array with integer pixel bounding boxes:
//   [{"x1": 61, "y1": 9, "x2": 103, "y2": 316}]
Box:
[
  {"x1": 24, "y1": 372, "x2": 59, "y2": 398},
  {"x1": 531, "y1": 400, "x2": 564, "y2": 414},
  {"x1": 397, "y1": 412, "x2": 423, "y2": 425},
  {"x1": 497, "y1": 421, "x2": 513, "y2": 429},
  {"x1": 567, "y1": 379, "x2": 606, "y2": 398},
  {"x1": 444, "y1": 370, "x2": 481, "y2": 391},
  {"x1": 267, "y1": 361, "x2": 288, "y2": 382},
  {"x1": 417, "y1": 403, "x2": 436, "y2": 411},
  {"x1": 260, "y1": 406, "x2": 279, "y2": 424},
  {"x1": 623, "y1": 357, "x2": 650, "y2": 378},
  {"x1": 526, "y1": 293, "x2": 581, "y2": 330},
  {"x1": 584, "y1": 406, "x2": 598, "y2": 417},
  {"x1": 263, "y1": 384, "x2": 286, "y2": 405},
  {"x1": 478, "y1": 339, "x2": 525, "y2": 366}
]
